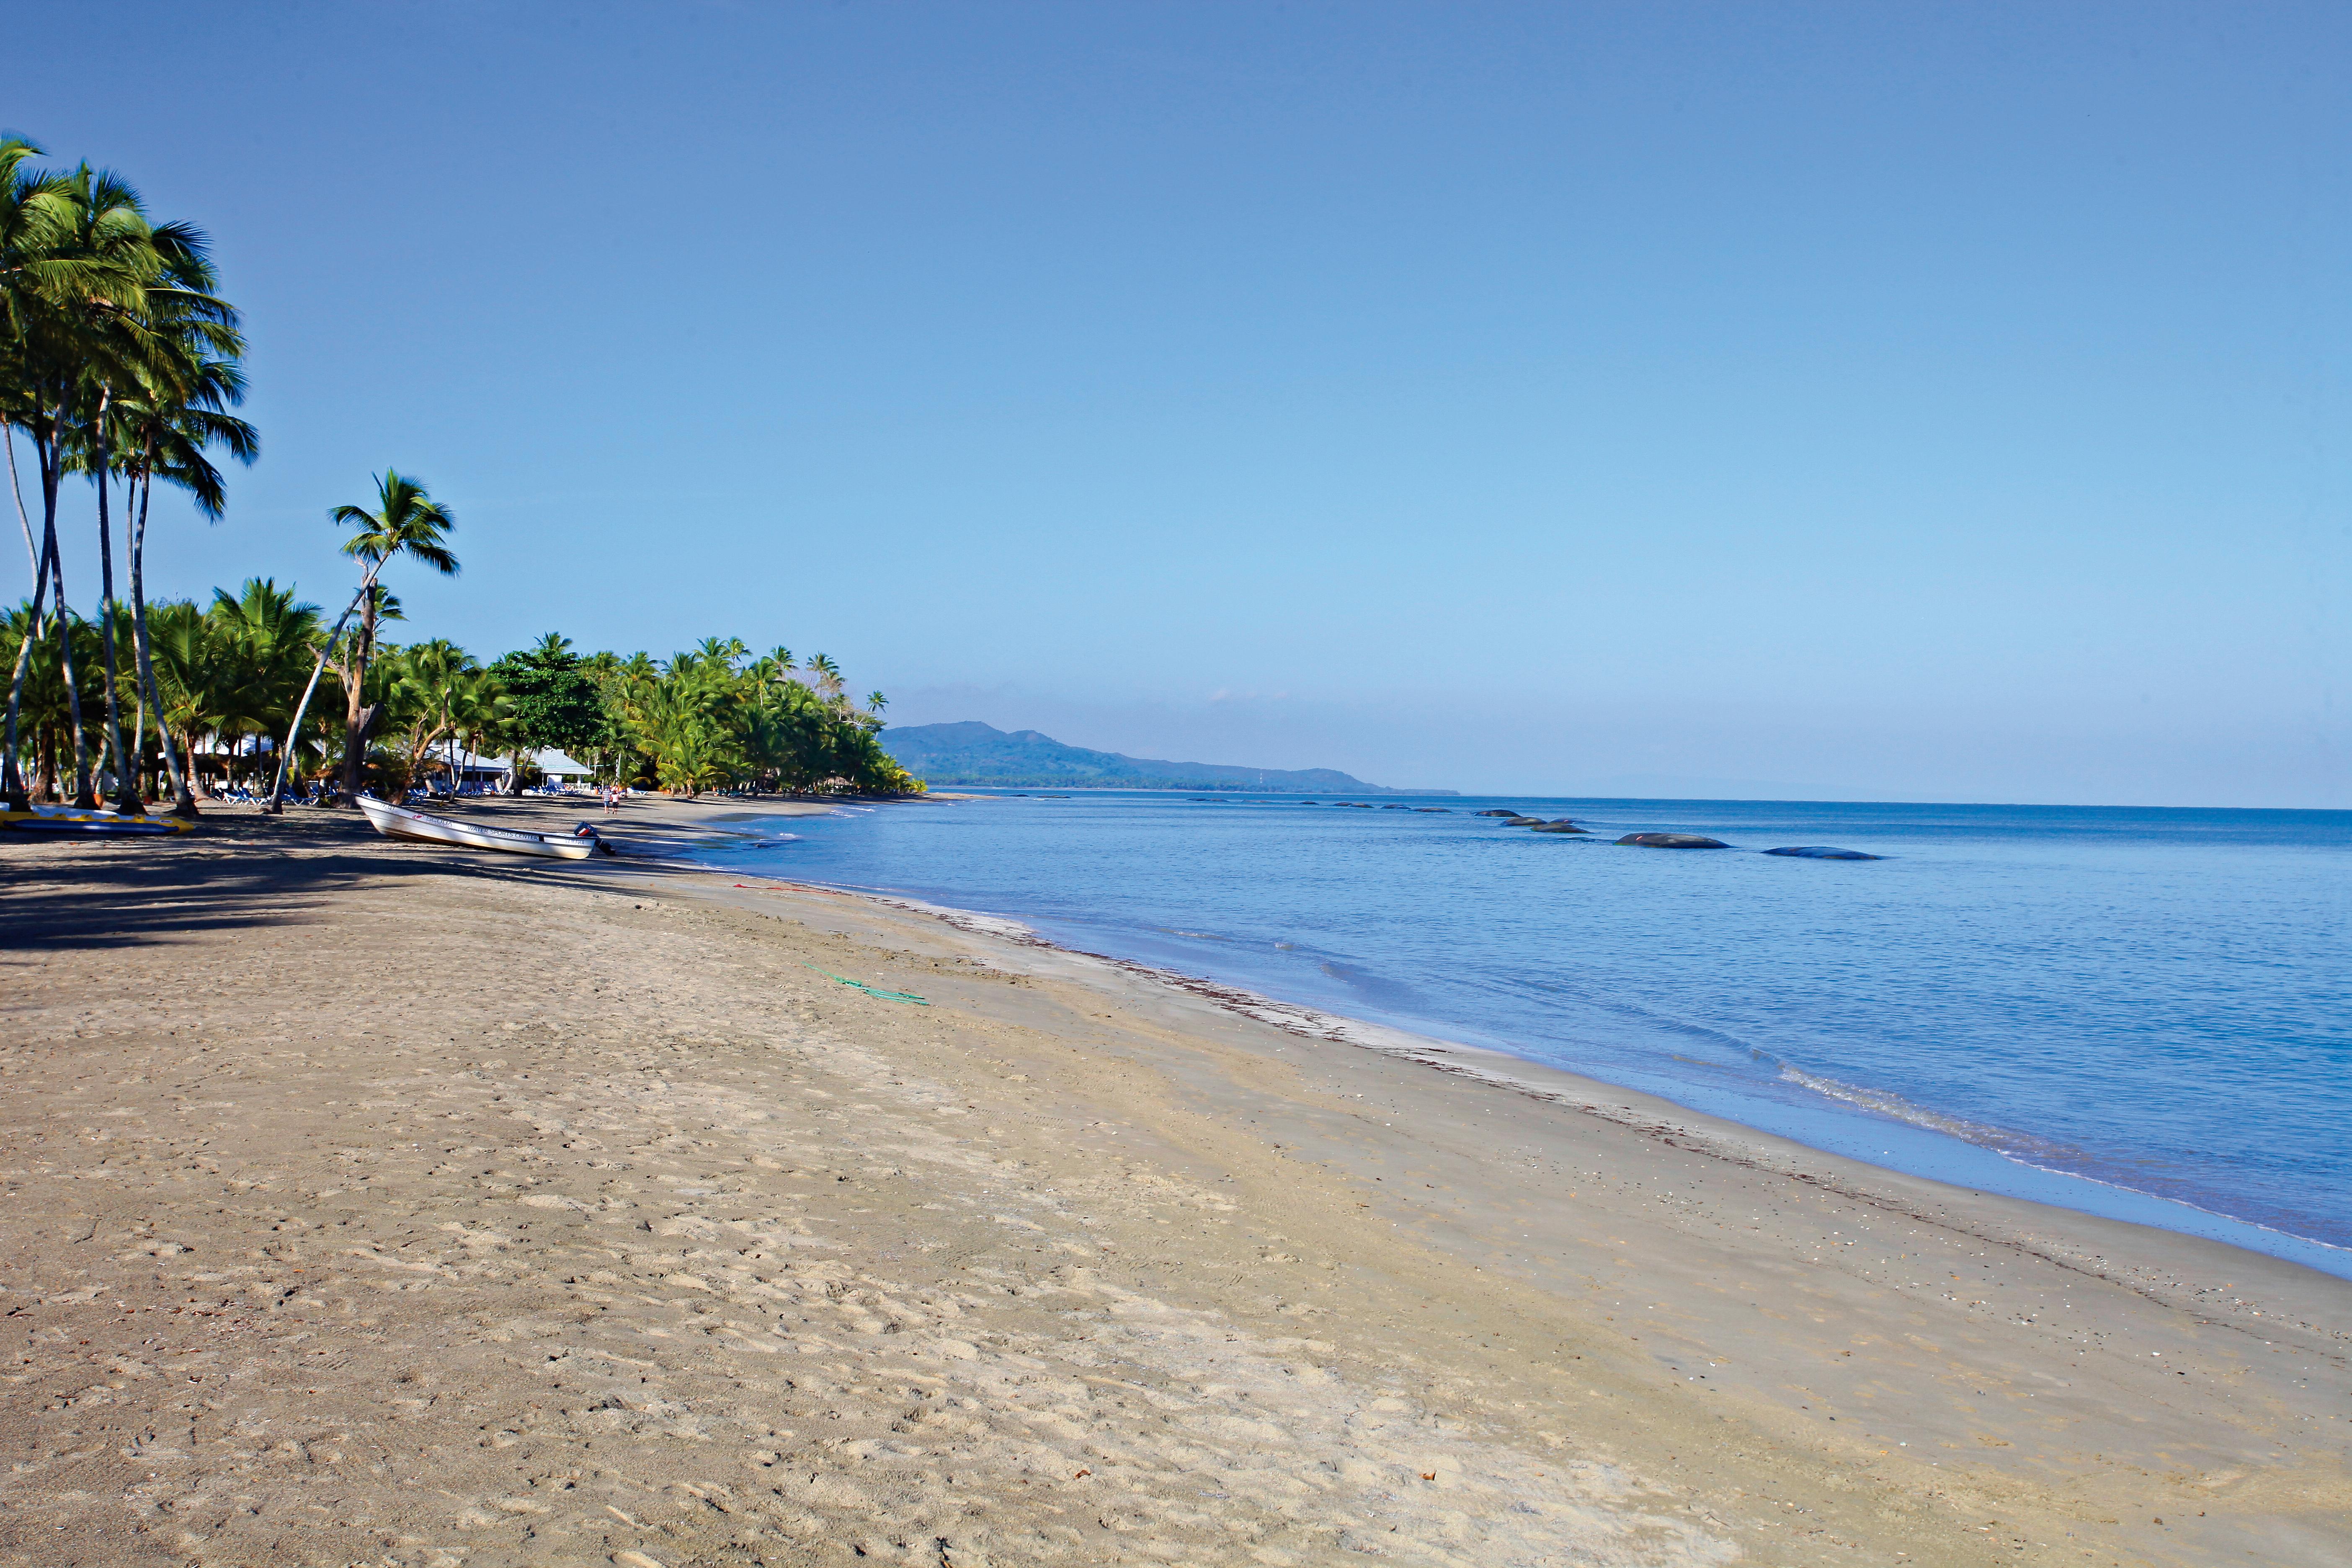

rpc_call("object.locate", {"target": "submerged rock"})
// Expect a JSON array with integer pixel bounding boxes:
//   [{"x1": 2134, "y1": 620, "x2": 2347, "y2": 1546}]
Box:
[
  {"x1": 1763, "y1": 845, "x2": 1883, "y2": 860},
  {"x1": 1475, "y1": 808, "x2": 1522, "y2": 817},
  {"x1": 1615, "y1": 832, "x2": 1730, "y2": 849},
  {"x1": 1530, "y1": 820, "x2": 1587, "y2": 833}
]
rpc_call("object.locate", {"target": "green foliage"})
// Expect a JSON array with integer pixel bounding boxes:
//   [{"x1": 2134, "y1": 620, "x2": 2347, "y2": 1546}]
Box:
[
  {"x1": 489, "y1": 634, "x2": 604, "y2": 760},
  {"x1": 591, "y1": 643, "x2": 921, "y2": 797},
  {"x1": 4, "y1": 135, "x2": 919, "y2": 808}
]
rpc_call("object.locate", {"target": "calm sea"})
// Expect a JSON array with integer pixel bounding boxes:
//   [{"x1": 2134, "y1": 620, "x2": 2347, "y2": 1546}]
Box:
[{"x1": 688, "y1": 792, "x2": 2352, "y2": 1278}]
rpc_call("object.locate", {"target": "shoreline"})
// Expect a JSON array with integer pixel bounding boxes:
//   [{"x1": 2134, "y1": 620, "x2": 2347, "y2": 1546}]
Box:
[
  {"x1": 5, "y1": 797, "x2": 2347, "y2": 1565},
  {"x1": 694, "y1": 865, "x2": 2352, "y2": 1340},
  {"x1": 668, "y1": 799, "x2": 2352, "y2": 1282}
]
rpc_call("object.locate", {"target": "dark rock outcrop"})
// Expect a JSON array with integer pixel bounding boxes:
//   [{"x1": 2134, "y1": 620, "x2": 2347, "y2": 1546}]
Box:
[
  {"x1": 1763, "y1": 845, "x2": 1883, "y2": 860},
  {"x1": 1475, "y1": 808, "x2": 1522, "y2": 817},
  {"x1": 1530, "y1": 820, "x2": 1587, "y2": 833},
  {"x1": 1615, "y1": 832, "x2": 1730, "y2": 848}
]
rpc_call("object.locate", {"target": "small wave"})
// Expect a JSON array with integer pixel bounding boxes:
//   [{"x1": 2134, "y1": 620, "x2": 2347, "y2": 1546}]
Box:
[
  {"x1": 1777, "y1": 1065, "x2": 2021, "y2": 1148},
  {"x1": 1767, "y1": 1064, "x2": 2352, "y2": 1250}
]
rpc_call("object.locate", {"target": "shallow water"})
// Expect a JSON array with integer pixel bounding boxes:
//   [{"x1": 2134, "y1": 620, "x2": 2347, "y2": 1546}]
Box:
[{"x1": 690, "y1": 792, "x2": 2352, "y2": 1277}]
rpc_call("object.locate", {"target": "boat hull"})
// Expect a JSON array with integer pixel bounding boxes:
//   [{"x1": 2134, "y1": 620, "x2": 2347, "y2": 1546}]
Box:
[
  {"x1": 0, "y1": 807, "x2": 194, "y2": 836},
  {"x1": 358, "y1": 796, "x2": 597, "y2": 859}
]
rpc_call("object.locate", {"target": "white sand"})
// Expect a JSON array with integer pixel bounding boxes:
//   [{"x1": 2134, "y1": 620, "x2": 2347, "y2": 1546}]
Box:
[{"x1": 0, "y1": 796, "x2": 2344, "y2": 1567}]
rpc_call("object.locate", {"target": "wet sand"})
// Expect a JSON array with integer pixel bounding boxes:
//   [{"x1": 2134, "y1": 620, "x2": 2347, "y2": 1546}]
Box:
[{"x1": 1, "y1": 794, "x2": 2345, "y2": 1567}]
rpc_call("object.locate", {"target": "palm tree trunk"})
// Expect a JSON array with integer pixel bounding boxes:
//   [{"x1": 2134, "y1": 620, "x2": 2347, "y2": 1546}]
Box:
[
  {"x1": 131, "y1": 668, "x2": 145, "y2": 800},
  {"x1": 339, "y1": 586, "x2": 375, "y2": 802},
  {"x1": 90, "y1": 393, "x2": 140, "y2": 813},
  {"x1": 128, "y1": 475, "x2": 197, "y2": 816},
  {"x1": 33, "y1": 427, "x2": 93, "y2": 809},
  {"x1": 3, "y1": 428, "x2": 49, "y2": 810},
  {"x1": 272, "y1": 569, "x2": 381, "y2": 812}
]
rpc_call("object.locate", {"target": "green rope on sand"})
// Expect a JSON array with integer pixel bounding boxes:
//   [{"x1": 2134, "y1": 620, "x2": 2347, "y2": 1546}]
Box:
[{"x1": 804, "y1": 963, "x2": 929, "y2": 1005}]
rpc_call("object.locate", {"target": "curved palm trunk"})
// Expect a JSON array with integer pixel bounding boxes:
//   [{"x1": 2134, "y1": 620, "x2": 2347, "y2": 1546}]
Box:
[
  {"x1": 4, "y1": 532, "x2": 53, "y2": 810},
  {"x1": 269, "y1": 569, "x2": 382, "y2": 813},
  {"x1": 338, "y1": 587, "x2": 377, "y2": 803},
  {"x1": 3, "y1": 428, "x2": 47, "y2": 810},
  {"x1": 90, "y1": 395, "x2": 141, "y2": 814},
  {"x1": 129, "y1": 474, "x2": 196, "y2": 815}
]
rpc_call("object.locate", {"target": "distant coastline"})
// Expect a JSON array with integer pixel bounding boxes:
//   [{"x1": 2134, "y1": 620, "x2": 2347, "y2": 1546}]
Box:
[{"x1": 879, "y1": 719, "x2": 1452, "y2": 794}]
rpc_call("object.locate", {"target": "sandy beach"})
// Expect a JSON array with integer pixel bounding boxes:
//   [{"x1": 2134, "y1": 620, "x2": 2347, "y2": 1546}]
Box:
[{"x1": 2, "y1": 796, "x2": 2346, "y2": 1568}]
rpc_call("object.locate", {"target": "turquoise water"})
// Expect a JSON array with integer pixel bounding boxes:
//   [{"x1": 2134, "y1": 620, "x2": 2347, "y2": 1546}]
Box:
[{"x1": 690, "y1": 793, "x2": 2352, "y2": 1278}]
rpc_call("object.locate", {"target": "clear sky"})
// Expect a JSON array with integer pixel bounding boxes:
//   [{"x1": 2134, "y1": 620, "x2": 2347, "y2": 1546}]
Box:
[{"x1": 8, "y1": 1, "x2": 2347, "y2": 805}]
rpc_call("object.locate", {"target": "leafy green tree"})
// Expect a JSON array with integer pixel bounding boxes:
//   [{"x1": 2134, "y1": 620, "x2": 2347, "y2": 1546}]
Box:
[{"x1": 488, "y1": 632, "x2": 604, "y2": 794}]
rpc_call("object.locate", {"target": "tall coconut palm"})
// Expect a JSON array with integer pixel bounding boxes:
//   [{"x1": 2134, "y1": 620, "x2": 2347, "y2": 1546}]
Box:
[
  {"x1": 805, "y1": 652, "x2": 842, "y2": 704},
  {"x1": 66, "y1": 180, "x2": 238, "y2": 812},
  {"x1": 0, "y1": 137, "x2": 101, "y2": 808},
  {"x1": 866, "y1": 690, "x2": 888, "y2": 717},
  {"x1": 270, "y1": 472, "x2": 457, "y2": 809},
  {"x1": 112, "y1": 351, "x2": 254, "y2": 814}
]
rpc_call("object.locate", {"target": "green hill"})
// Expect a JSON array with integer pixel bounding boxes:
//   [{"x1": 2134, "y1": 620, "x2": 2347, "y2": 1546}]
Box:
[{"x1": 878, "y1": 721, "x2": 1432, "y2": 793}]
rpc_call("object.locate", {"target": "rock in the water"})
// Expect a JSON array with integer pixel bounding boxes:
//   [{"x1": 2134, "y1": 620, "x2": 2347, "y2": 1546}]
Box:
[
  {"x1": 1414, "y1": 807, "x2": 1450, "y2": 812},
  {"x1": 1475, "y1": 808, "x2": 1521, "y2": 817},
  {"x1": 1530, "y1": 820, "x2": 1587, "y2": 833},
  {"x1": 1763, "y1": 845, "x2": 1883, "y2": 860},
  {"x1": 1615, "y1": 832, "x2": 1730, "y2": 848},
  {"x1": 1503, "y1": 815, "x2": 1546, "y2": 826}
]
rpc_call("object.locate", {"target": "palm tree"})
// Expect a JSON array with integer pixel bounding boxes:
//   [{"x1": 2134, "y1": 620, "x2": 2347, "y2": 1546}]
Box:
[
  {"x1": 379, "y1": 638, "x2": 484, "y2": 794},
  {"x1": 270, "y1": 471, "x2": 457, "y2": 809},
  {"x1": 806, "y1": 652, "x2": 842, "y2": 703},
  {"x1": 866, "y1": 690, "x2": 889, "y2": 717},
  {"x1": 144, "y1": 596, "x2": 219, "y2": 792},
  {"x1": 112, "y1": 350, "x2": 254, "y2": 814},
  {"x1": 0, "y1": 138, "x2": 108, "y2": 808},
  {"x1": 206, "y1": 577, "x2": 321, "y2": 785},
  {"x1": 56, "y1": 164, "x2": 173, "y2": 811},
  {"x1": 696, "y1": 635, "x2": 747, "y2": 673}
]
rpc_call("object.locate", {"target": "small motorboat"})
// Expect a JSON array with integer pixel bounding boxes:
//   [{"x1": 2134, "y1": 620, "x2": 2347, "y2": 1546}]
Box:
[
  {"x1": 0, "y1": 804, "x2": 196, "y2": 836},
  {"x1": 358, "y1": 794, "x2": 598, "y2": 859}
]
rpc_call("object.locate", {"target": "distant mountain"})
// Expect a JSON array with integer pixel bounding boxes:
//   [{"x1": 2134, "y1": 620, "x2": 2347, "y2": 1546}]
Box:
[{"x1": 879, "y1": 721, "x2": 1431, "y2": 794}]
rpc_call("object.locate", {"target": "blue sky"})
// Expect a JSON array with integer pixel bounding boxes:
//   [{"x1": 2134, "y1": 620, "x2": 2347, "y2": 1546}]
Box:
[{"x1": 8, "y1": 1, "x2": 2347, "y2": 805}]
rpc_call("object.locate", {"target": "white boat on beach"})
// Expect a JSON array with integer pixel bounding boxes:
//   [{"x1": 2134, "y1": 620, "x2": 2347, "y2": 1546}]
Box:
[{"x1": 357, "y1": 794, "x2": 600, "y2": 860}]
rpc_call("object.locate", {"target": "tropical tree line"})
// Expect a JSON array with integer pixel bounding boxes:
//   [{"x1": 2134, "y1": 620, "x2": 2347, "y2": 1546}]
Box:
[
  {"x1": 3, "y1": 135, "x2": 917, "y2": 807},
  {"x1": 0, "y1": 536, "x2": 921, "y2": 802}
]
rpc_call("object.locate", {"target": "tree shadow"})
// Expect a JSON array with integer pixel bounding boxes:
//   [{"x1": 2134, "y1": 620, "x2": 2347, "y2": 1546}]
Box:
[{"x1": 0, "y1": 809, "x2": 675, "y2": 954}]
